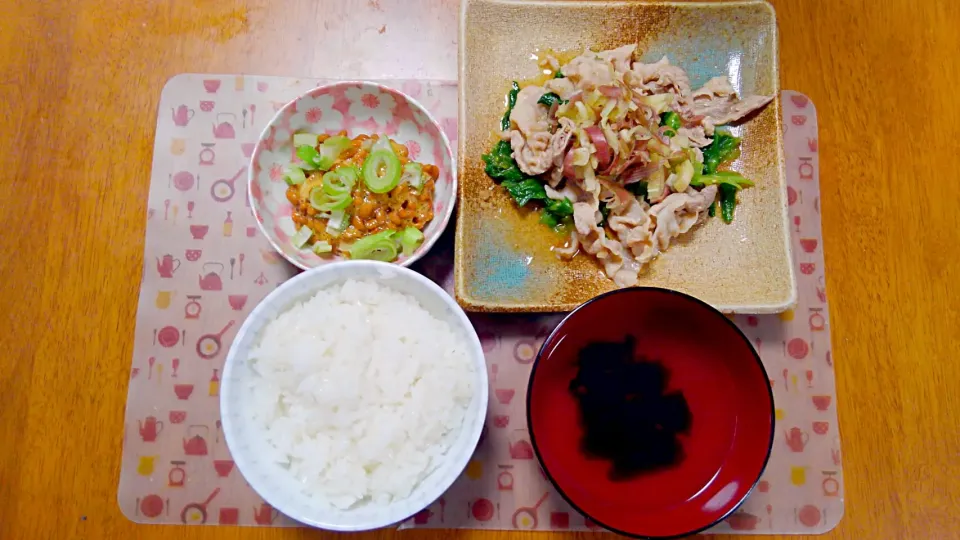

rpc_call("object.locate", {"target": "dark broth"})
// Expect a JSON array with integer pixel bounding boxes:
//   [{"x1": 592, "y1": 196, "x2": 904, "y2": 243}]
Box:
[{"x1": 569, "y1": 335, "x2": 691, "y2": 480}]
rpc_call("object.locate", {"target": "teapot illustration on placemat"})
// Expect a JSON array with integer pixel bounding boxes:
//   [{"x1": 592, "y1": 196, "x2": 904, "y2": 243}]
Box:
[
  {"x1": 138, "y1": 416, "x2": 163, "y2": 442},
  {"x1": 157, "y1": 255, "x2": 180, "y2": 278},
  {"x1": 199, "y1": 263, "x2": 224, "y2": 291},
  {"x1": 212, "y1": 113, "x2": 236, "y2": 139},
  {"x1": 785, "y1": 427, "x2": 810, "y2": 452},
  {"x1": 183, "y1": 425, "x2": 209, "y2": 456},
  {"x1": 172, "y1": 105, "x2": 194, "y2": 127}
]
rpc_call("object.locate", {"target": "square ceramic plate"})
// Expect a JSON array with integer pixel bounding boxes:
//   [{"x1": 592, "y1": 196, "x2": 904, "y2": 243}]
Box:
[{"x1": 456, "y1": 0, "x2": 795, "y2": 313}]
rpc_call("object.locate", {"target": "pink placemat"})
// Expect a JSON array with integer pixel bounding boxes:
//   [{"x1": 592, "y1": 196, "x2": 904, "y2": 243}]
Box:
[{"x1": 120, "y1": 76, "x2": 843, "y2": 534}]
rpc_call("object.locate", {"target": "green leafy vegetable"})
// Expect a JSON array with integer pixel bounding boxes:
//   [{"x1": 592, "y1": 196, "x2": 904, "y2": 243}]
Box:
[
  {"x1": 690, "y1": 170, "x2": 755, "y2": 190},
  {"x1": 537, "y1": 92, "x2": 565, "y2": 107},
  {"x1": 501, "y1": 178, "x2": 547, "y2": 207},
  {"x1": 598, "y1": 202, "x2": 611, "y2": 225},
  {"x1": 545, "y1": 197, "x2": 573, "y2": 218},
  {"x1": 481, "y1": 140, "x2": 526, "y2": 183},
  {"x1": 500, "y1": 81, "x2": 520, "y2": 131},
  {"x1": 554, "y1": 71, "x2": 564, "y2": 79},
  {"x1": 702, "y1": 130, "x2": 742, "y2": 175},
  {"x1": 541, "y1": 197, "x2": 574, "y2": 229},
  {"x1": 539, "y1": 211, "x2": 558, "y2": 228},
  {"x1": 718, "y1": 183, "x2": 738, "y2": 223},
  {"x1": 660, "y1": 111, "x2": 682, "y2": 131},
  {"x1": 627, "y1": 181, "x2": 648, "y2": 199}
]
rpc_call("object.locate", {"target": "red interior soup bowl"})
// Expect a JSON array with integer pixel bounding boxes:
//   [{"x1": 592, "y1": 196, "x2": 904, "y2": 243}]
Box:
[{"x1": 527, "y1": 288, "x2": 774, "y2": 538}]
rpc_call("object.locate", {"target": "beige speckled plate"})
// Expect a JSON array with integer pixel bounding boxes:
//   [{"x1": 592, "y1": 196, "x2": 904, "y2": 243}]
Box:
[{"x1": 455, "y1": 0, "x2": 795, "y2": 313}]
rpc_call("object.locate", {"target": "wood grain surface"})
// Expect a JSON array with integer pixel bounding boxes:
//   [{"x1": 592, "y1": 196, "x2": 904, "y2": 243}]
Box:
[{"x1": 1, "y1": 1, "x2": 959, "y2": 539}]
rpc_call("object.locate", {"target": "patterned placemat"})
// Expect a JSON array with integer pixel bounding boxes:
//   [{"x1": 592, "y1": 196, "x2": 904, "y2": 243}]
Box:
[{"x1": 120, "y1": 75, "x2": 842, "y2": 534}]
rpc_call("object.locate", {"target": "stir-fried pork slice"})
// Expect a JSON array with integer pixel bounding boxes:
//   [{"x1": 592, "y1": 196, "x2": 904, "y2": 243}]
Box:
[
  {"x1": 506, "y1": 87, "x2": 575, "y2": 176},
  {"x1": 509, "y1": 85, "x2": 550, "y2": 136},
  {"x1": 596, "y1": 44, "x2": 637, "y2": 74},
  {"x1": 544, "y1": 77, "x2": 577, "y2": 100},
  {"x1": 626, "y1": 56, "x2": 692, "y2": 96},
  {"x1": 554, "y1": 230, "x2": 580, "y2": 260},
  {"x1": 563, "y1": 52, "x2": 616, "y2": 90},
  {"x1": 677, "y1": 126, "x2": 711, "y2": 148},
  {"x1": 647, "y1": 185, "x2": 718, "y2": 254},
  {"x1": 683, "y1": 77, "x2": 773, "y2": 135},
  {"x1": 572, "y1": 202, "x2": 641, "y2": 287}
]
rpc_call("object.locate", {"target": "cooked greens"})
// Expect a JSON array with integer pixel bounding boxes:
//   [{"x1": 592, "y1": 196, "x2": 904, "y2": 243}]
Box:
[
  {"x1": 702, "y1": 130, "x2": 742, "y2": 175},
  {"x1": 537, "y1": 92, "x2": 565, "y2": 107},
  {"x1": 500, "y1": 81, "x2": 521, "y2": 132},
  {"x1": 481, "y1": 140, "x2": 526, "y2": 183}
]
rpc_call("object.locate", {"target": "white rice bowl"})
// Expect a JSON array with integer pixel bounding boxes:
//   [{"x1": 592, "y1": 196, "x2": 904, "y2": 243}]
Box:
[{"x1": 221, "y1": 262, "x2": 488, "y2": 530}]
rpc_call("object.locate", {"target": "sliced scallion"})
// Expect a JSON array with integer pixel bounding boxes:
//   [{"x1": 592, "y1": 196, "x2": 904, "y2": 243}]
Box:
[
  {"x1": 283, "y1": 165, "x2": 306, "y2": 186},
  {"x1": 400, "y1": 162, "x2": 425, "y2": 189},
  {"x1": 343, "y1": 230, "x2": 399, "y2": 262},
  {"x1": 312, "y1": 241, "x2": 333, "y2": 255},
  {"x1": 292, "y1": 133, "x2": 320, "y2": 148},
  {"x1": 398, "y1": 227, "x2": 424, "y2": 257},
  {"x1": 291, "y1": 226, "x2": 313, "y2": 248},
  {"x1": 362, "y1": 150, "x2": 402, "y2": 193}
]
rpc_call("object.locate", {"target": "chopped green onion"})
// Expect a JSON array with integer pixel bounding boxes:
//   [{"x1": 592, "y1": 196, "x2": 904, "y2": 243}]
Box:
[
  {"x1": 296, "y1": 145, "x2": 321, "y2": 170},
  {"x1": 362, "y1": 150, "x2": 402, "y2": 193},
  {"x1": 283, "y1": 165, "x2": 306, "y2": 186},
  {"x1": 308, "y1": 186, "x2": 326, "y2": 210},
  {"x1": 310, "y1": 136, "x2": 350, "y2": 171},
  {"x1": 401, "y1": 162, "x2": 425, "y2": 189},
  {"x1": 291, "y1": 226, "x2": 313, "y2": 248},
  {"x1": 372, "y1": 135, "x2": 394, "y2": 154},
  {"x1": 326, "y1": 210, "x2": 349, "y2": 236},
  {"x1": 292, "y1": 133, "x2": 319, "y2": 148},
  {"x1": 336, "y1": 165, "x2": 361, "y2": 186},
  {"x1": 322, "y1": 170, "x2": 354, "y2": 197},
  {"x1": 344, "y1": 230, "x2": 399, "y2": 262},
  {"x1": 312, "y1": 241, "x2": 333, "y2": 255},
  {"x1": 399, "y1": 227, "x2": 424, "y2": 256},
  {"x1": 553, "y1": 70, "x2": 564, "y2": 79}
]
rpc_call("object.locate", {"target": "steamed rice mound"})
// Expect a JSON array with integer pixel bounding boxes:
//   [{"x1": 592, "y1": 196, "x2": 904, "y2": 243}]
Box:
[{"x1": 245, "y1": 279, "x2": 475, "y2": 509}]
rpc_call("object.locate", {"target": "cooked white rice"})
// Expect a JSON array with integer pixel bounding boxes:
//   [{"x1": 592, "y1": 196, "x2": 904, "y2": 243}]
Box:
[{"x1": 244, "y1": 279, "x2": 475, "y2": 509}]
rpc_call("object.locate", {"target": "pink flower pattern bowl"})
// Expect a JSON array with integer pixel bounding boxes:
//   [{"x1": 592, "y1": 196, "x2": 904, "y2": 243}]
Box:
[{"x1": 248, "y1": 81, "x2": 456, "y2": 270}]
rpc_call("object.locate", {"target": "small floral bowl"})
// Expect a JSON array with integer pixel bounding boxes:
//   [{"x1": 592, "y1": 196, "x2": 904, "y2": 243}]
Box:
[{"x1": 248, "y1": 81, "x2": 456, "y2": 270}]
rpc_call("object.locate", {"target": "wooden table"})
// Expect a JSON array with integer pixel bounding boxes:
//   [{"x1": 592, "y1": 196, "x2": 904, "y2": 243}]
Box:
[{"x1": 2, "y1": 0, "x2": 959, "y2": 538}]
